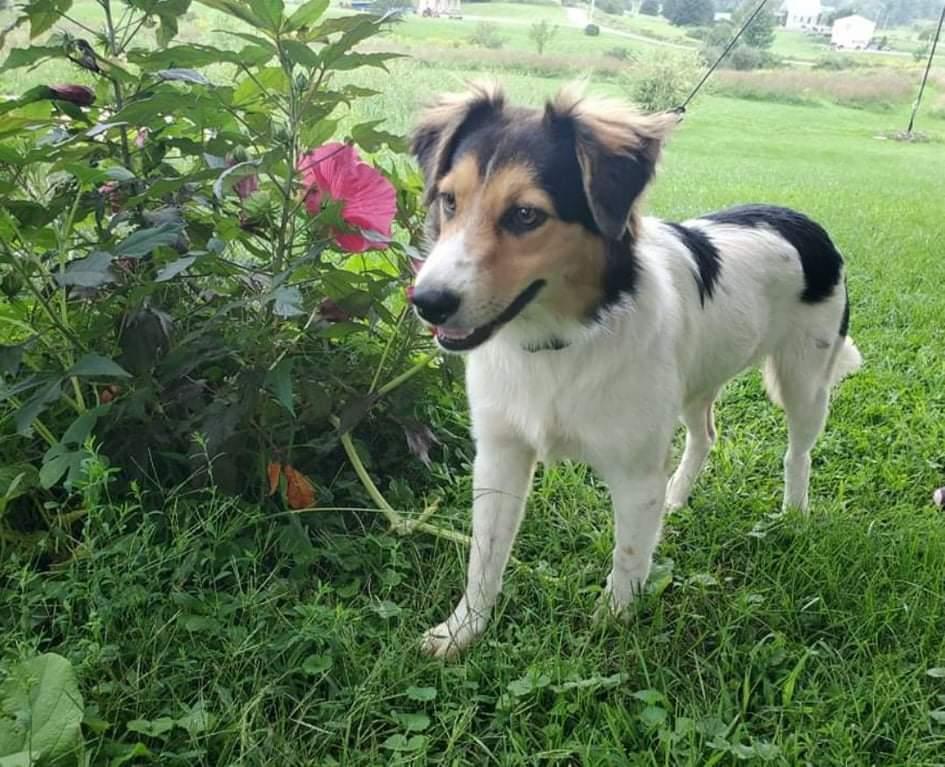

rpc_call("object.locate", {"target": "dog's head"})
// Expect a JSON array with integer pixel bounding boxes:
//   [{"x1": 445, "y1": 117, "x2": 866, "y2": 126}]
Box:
[{"x1": 408, "y1": 82, "x2": 677, "y2": 352}]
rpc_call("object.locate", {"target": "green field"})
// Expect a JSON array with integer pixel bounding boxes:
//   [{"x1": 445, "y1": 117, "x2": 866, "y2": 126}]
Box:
[{"x1": 3, "y1": 1, "x2": 945, "y2": 764}]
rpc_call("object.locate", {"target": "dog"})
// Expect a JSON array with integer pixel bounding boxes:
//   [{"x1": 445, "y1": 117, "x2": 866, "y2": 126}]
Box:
[{"x1": 407, "y1": 83, "x2": 861, "y2": 659}]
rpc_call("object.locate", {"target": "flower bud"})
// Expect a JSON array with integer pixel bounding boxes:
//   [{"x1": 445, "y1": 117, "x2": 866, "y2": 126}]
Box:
[{"x1": 47, "y1": 84, "x2": 96, "y2": 107}]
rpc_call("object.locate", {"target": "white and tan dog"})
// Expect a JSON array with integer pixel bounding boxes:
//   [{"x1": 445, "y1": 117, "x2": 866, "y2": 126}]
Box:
[{"x1": 408, "y1": 84, "x2": 861, "y2": 658}]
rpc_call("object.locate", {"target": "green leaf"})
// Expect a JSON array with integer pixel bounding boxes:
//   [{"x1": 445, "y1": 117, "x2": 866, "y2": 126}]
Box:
[
  {"x1": 300, "y1": 118, "x2": 338, "y2": 151},
  {"x1": 249, "y1": 0, "x2": 284, "y2": 31},
  {"x1": 332, "y1": 51, "x2": 402, "y2": 72},
  {"x1": 14, "y1": 378, "x2": 61, "y2": 435},
  {"x1": 155, "y1": 255, "x2": 197, "y2": 282},
  {"x1": 1, "y1": 45, "x2": 65, "y2": 72},
  {"x1": 194, "y1": 0, "x2": 267, "y2": 31},
  {"x1": 507, "y1": 672, "x2": 551, "y2": 698},
  {"x1": 158, "y1": 68, "x2": 211, "y2": 85},
  {"x1": 105, "y1": 742, "x2": 154, "y2": 766},
  {"x1": 39, "y1": 449, "x2": 83, "y2": 490},
  {"x1": 61, "y1": 409, "x2": 98, "y2": 445},
  {"x1": 404, "y1": 686, "x2": 436, "y2": 702},
  {"x1": 931, "y1": 710, "x2": 945, "y2": 724},
  {"x1": 264, "y1": 357, "x2": 294, "y2": 415},
  {"x1": 0, "y1": 343, "x2": 27, "y2": 376},
  {"x1": 371, "y1": 600, "x2": 402, "y2": 619},
  {"x1": 350, "y1": 119, "x2": 404, "y2": 152},
  {"x1": 126, "y1": 717, "x2": 175, "y2": 738},
  {"x1": 281, "y1": 39, "x2": 320, "y2": 68},
  {"x1": 176, "y1": 702, "x2": 217, "y2": 737},
  {"x1": 301, "y1": 654, "x2": 332, "y2": 676},
  {"x1": 639, "y1": 705, "x2": 668, "y2": 728},
  {"x1": 393, "y1": 712, "x2": 430, "y2": 732},
  {"x1": 128, "y1": 42, "x2": 274, "y2": 69},
  {"x1": 0, "y1": 464, "x2": 40, "y2": 503},
  {"x1": 285, "y1": 0, "x2": 329, "y2": 31},
  {"x1": 232, "y1": 66, "x2": 287, "y2": 107},
  {"x1": 55, "y1": 251, "x2": 115, "y2": 288},
  {"x1": 381, "y1": 734, "x2": 425, "y2": 752},
  {"x1": 115, "y1": 223, "x2": 185, "y2": 259},
  {"x1": 631, "y1": 689, "x2": 667, "y2": 705},
  {"x1": 928, "y1": 668, "x2": 945, "y2": 678},
  {"x1": 23, "y1": 0, "x2": 75, "y2": 39},
  {"x1": 0, "y1": 653, "x2": 84, "y2": 765},
  {"x1": 68, "y1": 354, "x2": 131, "y2": 378},
  {"x1": 551, "y1": 672, "x2": 628, "y2": 694},
  {"x1": 272, "y1": 286, "x2": 304, "y2": 317}
]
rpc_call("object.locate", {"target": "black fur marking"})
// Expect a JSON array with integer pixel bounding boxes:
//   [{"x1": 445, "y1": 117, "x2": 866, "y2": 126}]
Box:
[
  {"x1": 595, "y1": 232, "x2": 641, "y2": 318},
  {"x1": 702, "y1": 204, "x2": 843, "y2": 304},
  {"x1": 523, "y1": 337, "x2": 570, "y2": 353},
  {"x1": 839, "y1": 282, "x2": 850, "y2": 337},
  {"x1": 665, "y1": 222, "x2": 721, "y2": 307}
]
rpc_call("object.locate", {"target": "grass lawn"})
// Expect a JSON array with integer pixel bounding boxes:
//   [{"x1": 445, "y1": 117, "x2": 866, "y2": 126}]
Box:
[
  {"x1": 3, "y1": 46, "x2": 945, "y2": 762},
  {"x1": 385, "y1": 13, "x2": 672, "y2": 58}
]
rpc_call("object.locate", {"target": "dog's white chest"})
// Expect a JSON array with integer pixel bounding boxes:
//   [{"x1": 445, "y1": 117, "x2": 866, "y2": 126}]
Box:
[{"x1": 466, "y1": 341, "x2": 624, "y2": 463}]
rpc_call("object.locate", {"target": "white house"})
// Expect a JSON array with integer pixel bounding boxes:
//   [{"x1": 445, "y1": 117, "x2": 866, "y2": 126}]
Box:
[
  {"x1": 780, "y1": 0, "x2": 822, "y2": 30},
  {"x1": 416, "y1": 0, "x2": 461, "y2": 16},
  {"x1": 831, "y1": 14, "x2": 876, "y2": 49}
]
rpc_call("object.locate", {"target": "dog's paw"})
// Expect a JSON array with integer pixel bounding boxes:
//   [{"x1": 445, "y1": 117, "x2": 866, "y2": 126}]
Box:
[
  {"x1": 420, "y1": 621, "x2": 478, "y2": 660},
  {"x1": 664, "y1": 481, "x2": 690, "y2": 512}
]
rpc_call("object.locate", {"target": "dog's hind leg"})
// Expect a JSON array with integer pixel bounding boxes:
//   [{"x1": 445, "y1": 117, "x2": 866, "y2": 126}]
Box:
[
  {"x1": 665, "y1": 395, "x2": 718, "y2": 511},
  {"x1": 769, "y1": 328, "x2": 861, "y2": 512}
]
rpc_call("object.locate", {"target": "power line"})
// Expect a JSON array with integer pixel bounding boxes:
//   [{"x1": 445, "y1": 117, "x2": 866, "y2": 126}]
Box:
[{"x1": 907, "y1": 1, "x2": 945, "y2": 135}]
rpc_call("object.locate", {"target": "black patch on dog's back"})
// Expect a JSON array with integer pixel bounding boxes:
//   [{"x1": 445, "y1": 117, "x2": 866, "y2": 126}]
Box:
[
  {"x1": 665, "y1": 222, "x2": 721, "y2": 306},
  {"x1": 702, "y1": 205, "x2": 842, "y2": 303}
]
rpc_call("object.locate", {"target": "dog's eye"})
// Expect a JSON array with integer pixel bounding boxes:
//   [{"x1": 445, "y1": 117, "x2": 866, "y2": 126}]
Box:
[
  {"x1": 502, "y1": 206, "x2": 547, "y2": 235},
  {"x1": 440, "y1": 192, "x2": 456, "y2": 217}
]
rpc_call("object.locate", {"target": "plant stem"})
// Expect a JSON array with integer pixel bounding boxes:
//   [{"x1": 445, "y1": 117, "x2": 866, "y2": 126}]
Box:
[
  {"x1": 369, "y1": 307, "x2": 408, "y2": 394},
  {"x1": 7, "y1": 396, "x2": 58, "y2": 447},
  {"x1": 330, "y1": 415, "x2": 468, "y2": 546},
  {"x1": 101, "y1": 0, "x2": 134, "y2": 172},
  {"x1": 376, "y1": 352, "x2": 436, "y2": 398}
]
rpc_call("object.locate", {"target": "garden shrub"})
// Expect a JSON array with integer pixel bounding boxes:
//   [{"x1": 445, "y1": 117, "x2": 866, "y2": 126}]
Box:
[
  {"x1": 470, "y1": 21, "x2": 506, "y2": 49},
  {"x1": 585, "y1": 23, "x2": 601, "y2": 36},
  {"x1": 0, "y1": 0, "x2": 444, "y2": 552},
  {"x1": 627, "y1": 52, "x2": 701, "y2": 111}
]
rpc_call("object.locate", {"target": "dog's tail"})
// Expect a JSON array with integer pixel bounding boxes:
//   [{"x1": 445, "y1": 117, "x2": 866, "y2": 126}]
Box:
[
  {"x1": 830, "y1": 336, "x2": 863, "y2": 386},
  {"x1": 763, "y1": 336, "x2": 862, "y2": 409}
]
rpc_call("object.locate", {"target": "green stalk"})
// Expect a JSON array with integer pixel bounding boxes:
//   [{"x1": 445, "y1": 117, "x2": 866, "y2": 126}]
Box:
[{"x1": 376, "y1": 352, "x2": 437, "y2": 398}]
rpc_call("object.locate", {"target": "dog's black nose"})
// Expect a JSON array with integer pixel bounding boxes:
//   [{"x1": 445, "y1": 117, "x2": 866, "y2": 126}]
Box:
[{"x1": 411, "y1": 288, "x2": 461, "y2": 325}]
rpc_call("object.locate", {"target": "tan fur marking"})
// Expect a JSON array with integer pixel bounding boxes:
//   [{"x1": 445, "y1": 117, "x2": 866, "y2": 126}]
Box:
[{"x1": 439, "y1": 159, "x2": 607, "y2": 320}]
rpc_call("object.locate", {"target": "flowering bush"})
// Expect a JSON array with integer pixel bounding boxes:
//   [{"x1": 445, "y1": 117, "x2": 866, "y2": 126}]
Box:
[{"x1": 0, "y1": 0, "x2": 445, "y2": 548}]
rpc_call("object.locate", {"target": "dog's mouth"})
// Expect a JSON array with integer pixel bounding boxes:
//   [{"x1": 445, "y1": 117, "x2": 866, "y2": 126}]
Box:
[{"x1": 432, "y1": 280, "x2": 546, "y2": 352}]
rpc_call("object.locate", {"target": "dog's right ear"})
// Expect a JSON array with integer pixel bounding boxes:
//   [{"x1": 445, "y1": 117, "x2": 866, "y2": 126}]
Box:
[{"x1": 410, "y1": 82, "x2": 505, "y2": 204}]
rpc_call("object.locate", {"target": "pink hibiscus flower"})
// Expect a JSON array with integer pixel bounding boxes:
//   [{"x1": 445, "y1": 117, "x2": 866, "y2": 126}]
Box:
[{"x1": 297, "y1": 142, "x2": 396, "y2": 253}]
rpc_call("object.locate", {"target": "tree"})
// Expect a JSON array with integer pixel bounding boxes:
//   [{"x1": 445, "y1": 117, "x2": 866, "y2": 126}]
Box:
[
  {"x1": 528, "y1": 20, "x2": 559, "y2": 55},
  {"x1": 667, "y1": 0, "x2": 715, "y2": 26},
  {"x1": 662, "y1": 0, "x2": 680, "y2": 21},
  {"x1": 733, "y1": 0, "x2": 776, "y2": 49},
  {"x1": 640, "y1": 0, "x2": 661, "y2": 14}
]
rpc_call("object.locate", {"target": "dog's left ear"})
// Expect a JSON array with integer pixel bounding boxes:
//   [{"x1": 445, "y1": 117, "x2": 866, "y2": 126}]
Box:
[
  {"x1": 546, "y1": 89, "x2": 679, "y2": 240},
  {"x1": 410, "y1": 82, "x2": 505, "y2": 204}
]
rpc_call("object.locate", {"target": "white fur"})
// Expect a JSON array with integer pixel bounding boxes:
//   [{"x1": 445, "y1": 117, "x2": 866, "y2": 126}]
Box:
[{"x1": 419, "y1": 215, "x2": 861, "y2": 659}]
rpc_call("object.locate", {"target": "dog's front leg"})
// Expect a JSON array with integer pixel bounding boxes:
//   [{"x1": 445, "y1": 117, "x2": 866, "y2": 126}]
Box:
[
  {"x1": 421, "y1": 434, "x2": 536, "y2": 659},
  {"x1": 600, "y1": 470, "x2": 669, "y2": 614}
]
